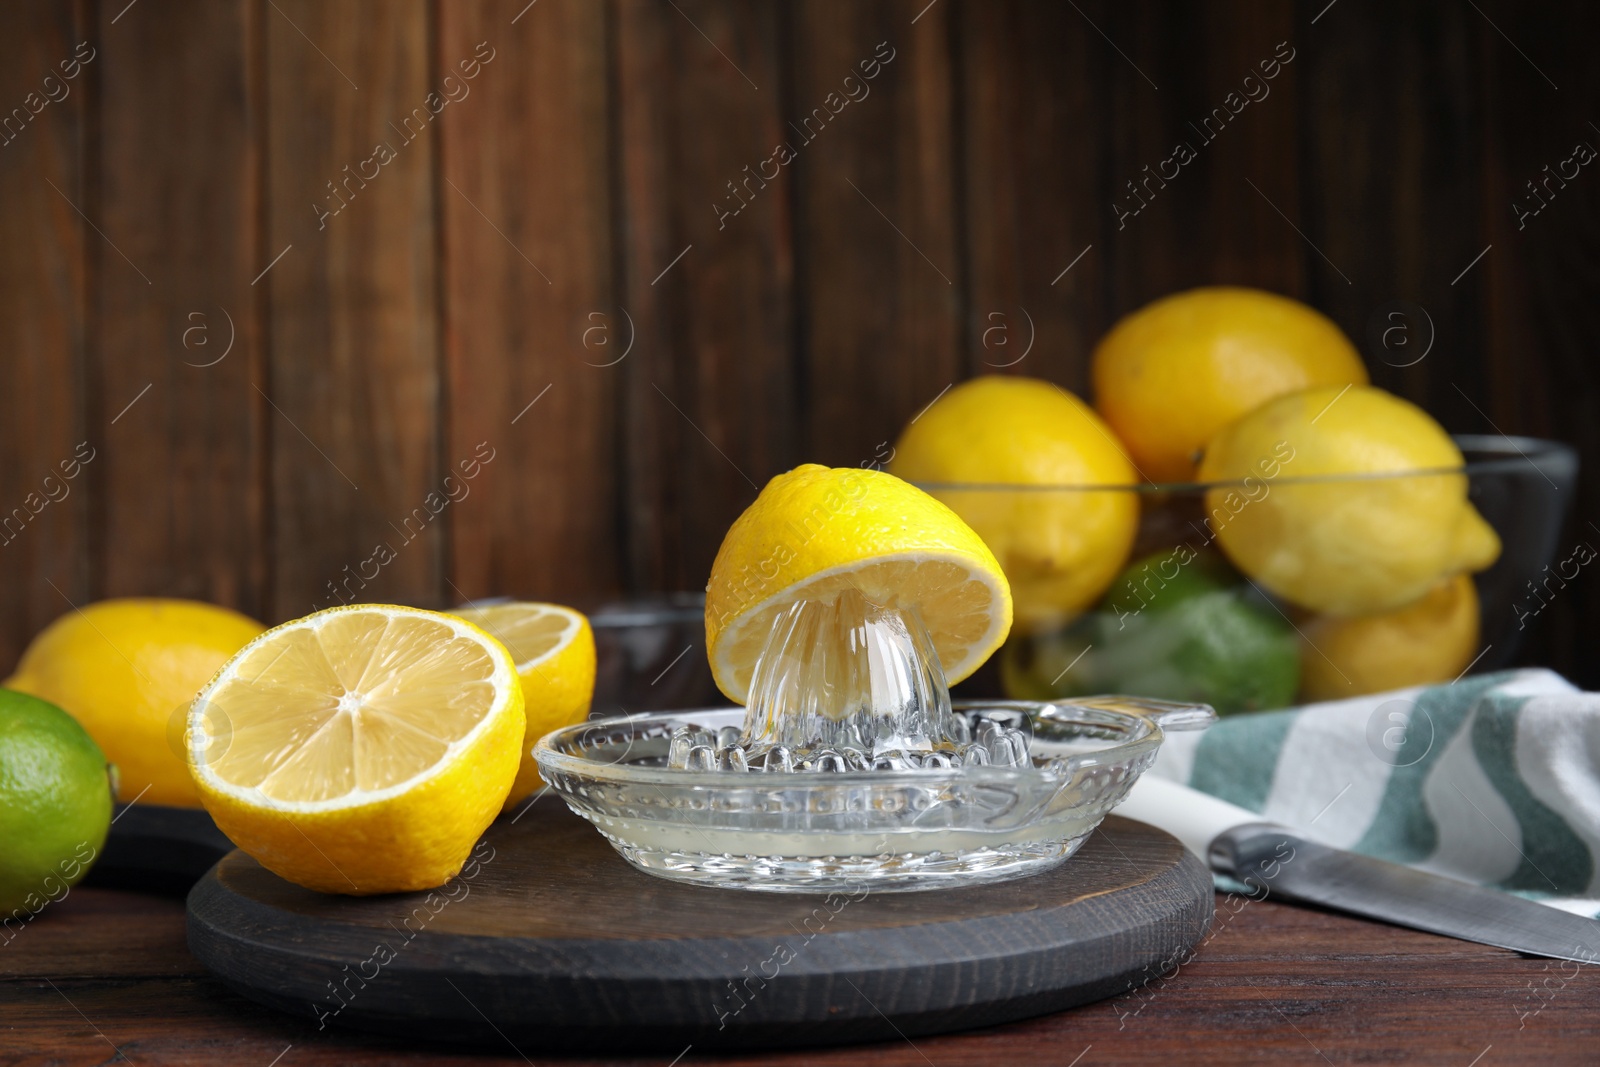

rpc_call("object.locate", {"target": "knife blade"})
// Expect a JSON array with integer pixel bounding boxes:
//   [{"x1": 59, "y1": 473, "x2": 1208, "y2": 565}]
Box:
[{"x1": 1116, "y1": 774, "x2": 1600, "y2": 964}]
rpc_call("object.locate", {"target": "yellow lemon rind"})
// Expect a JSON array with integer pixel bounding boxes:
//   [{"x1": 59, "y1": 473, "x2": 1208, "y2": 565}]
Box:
[
  {"x1": 457, "y1": 602, "x2": 588, "y2": 676},
  {"x1": 709, "y1": 551, "x2": 1012, "y2": 706},
  {"x1": 193, "y1": 719, "x2": 521, "y2": 895},
  {"x1": 455, "y1": 602, "x2": 597, "y2": 810},
  {"x1": 187, "y1": 604, "x2": 522, "y2": 815}
]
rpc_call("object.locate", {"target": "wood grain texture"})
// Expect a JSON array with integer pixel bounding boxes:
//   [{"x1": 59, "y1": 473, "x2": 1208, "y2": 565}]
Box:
[
  {"x1": 7, "y1": 880, "x2": 1600, "y2": 1063},
  {"x1": 1113, "y1": 1, "x2": 1312, "y2": 321},
  {"x1": 263, "y1": 0, "x2": 440, "y2": 619},
  {"x1": 1298, "y1": 0, "x2": 1489, "y2": 429},
  {"x1": 186, "y1": 808, "x2": 1211, "y2": 1051},
  {"x1": 1103, "y1": 0, "x2": 1306, "y2": 316},
  {"x1": 615, "y1": 0, "x2": 795, "y2": 593},
  {"x1": 0, "y1": 0, "x2": 90, "y2": 666},
  {"x1": 95, "y1": 0, "x2": 265, "y2": 617},
  {"x1": 1476, "y1": 0, "x2": 1600, "y2": 683},
  {"x1": 958, "y1": 0, "x2": 1113, "y2": 392},
  {"x1": 791, "y1": 0, "x2": 964, "y2": 469},
  {"x1": 439, "y1": 0, "x2": 622, "y2": 606},
  {"x1": 0, "y1": 0, "x2": 1596, "y2": 687}
]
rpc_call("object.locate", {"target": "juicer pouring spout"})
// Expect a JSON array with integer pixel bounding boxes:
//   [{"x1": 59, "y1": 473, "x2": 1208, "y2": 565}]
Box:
[{"x1": 1067, "y1": 695, "x2": 1218, "y2": 733}]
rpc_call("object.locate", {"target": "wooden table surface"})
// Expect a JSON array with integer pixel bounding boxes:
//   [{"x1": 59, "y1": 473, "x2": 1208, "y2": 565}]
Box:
[{"x1": 3, "y1": 881, "x2": 1595, "y2": 1066}]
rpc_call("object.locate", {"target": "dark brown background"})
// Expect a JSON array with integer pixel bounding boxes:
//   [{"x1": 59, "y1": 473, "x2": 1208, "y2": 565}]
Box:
[{"x1": 2, "y1": 0, "x2": 1595, "y2": 684}]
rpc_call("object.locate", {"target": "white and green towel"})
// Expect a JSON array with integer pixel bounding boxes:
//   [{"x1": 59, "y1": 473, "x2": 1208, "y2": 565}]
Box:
[{"x1": 1150, "y1": 669, "x2": 1600, "y2": 917}]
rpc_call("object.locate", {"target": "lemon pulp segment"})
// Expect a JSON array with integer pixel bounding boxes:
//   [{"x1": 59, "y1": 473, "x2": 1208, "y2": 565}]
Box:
[
  {"x1": 705, "y1": 465, "x2": 1012, "y2": 705},
  {"x1": 714, "y1": 555, "x2": 1006, "y2": 703},
  {"x1": 197, "y1": 609, "x2": 508, "y2": 807},
  {"x1": 455, "y1": 603, "x2": 580, "y2": 671}
]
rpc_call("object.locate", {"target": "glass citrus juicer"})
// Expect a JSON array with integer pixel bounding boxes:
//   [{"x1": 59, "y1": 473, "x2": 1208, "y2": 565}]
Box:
[{"x1": 535, "y1": 586, "x2": 1214, "y2": 892}]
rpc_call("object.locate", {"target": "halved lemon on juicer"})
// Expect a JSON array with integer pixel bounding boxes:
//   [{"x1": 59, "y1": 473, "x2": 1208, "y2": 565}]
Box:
[
  {"x1": 453, "y1": 601, "x2": 595, "y2": 808},
  {"x1": 705, "y1": 464, "x2": 1013, "y2": 704},
  {"x1": 187, "y1": 604, "x2": 524, "y2": 895}
]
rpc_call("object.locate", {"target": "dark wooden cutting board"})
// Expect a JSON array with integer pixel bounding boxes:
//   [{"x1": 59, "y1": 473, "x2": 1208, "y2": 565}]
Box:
[
  {"x1": 186, "y1": 803, "x2": 1212, "y2": 1052},
  {"x1": 86, "y1": 804, "x2": 235, "y2": 894}
]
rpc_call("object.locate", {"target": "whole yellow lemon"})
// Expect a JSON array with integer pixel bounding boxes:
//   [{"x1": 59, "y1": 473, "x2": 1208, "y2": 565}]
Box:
[
  {"x1": 1198, "y1": 386, "x2": 1500, "y2": 617},
  {"x1": 1299, "y1": 574, "x2": 1480, "y2": 702},
  {"x1": 890, "y1": 376, "x2": 1138, "y2": 632},
  {"x1": 1093, "y1": 287, "x2": 1369, "y2": 483},
  {"x1": 6, "y1": 598, "x2": 265, "y2": 807}
]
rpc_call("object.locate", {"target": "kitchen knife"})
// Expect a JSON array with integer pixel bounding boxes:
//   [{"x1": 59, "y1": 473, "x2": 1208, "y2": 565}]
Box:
[{"x1": 1116, "y1": 773, "x2": 1600, "y2": 964}]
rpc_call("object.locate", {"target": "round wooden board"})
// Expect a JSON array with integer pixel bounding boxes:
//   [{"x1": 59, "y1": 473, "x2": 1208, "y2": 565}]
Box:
[
  {"x1": 187, "y1": 803, "x2": 1212, "y2": 1052},
  {"x1": 86, "y1": 804, "x2": 235, "y2": 895}
]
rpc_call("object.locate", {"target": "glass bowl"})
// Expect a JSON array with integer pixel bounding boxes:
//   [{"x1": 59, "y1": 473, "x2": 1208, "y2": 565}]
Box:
[
  {"x1": 920, "y1": 435, "x2": 1576, "y2": 714},
  {"x1": 534, "y1": 696, "x2": 1213, "y2": 892},
  {"x1": 588, "y1": 593, "x2": 720, "y2": 713}
]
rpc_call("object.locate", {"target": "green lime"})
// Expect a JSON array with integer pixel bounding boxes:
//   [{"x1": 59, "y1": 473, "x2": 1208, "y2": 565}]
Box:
[
  {"x1": 0, "y1": 688, "x2": 112, "y2": 919},
  {"x1": 1002, "y1": 548, "x2": 1299, "y2": 715}
]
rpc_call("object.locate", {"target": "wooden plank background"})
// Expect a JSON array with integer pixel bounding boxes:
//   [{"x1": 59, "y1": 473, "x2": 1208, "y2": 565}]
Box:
[{"x1": 0, "y1": 0, "x2": 1595, "y2": 686}]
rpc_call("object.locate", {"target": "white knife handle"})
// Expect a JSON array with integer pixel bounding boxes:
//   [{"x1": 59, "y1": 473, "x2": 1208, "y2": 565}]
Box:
[{"x1": 1115, "y1": 773, "x2": 1269, "y2": 859}]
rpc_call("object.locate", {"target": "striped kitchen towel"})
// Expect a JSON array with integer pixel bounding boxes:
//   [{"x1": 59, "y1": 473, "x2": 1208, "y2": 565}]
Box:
[{"x1": 1150, "y1": 668, "x2": 1600, "y2": 916}]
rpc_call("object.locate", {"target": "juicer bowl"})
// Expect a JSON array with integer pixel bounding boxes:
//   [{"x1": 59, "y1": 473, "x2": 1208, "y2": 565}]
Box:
[{"x1": 534, "y1": 696, "x2": 1213, "y2": 892}]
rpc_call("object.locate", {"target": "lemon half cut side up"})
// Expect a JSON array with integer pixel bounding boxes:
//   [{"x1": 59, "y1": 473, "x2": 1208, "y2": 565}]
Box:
[{"x1": 187, "y1": 604, "x2": 525, "y2": 895}]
